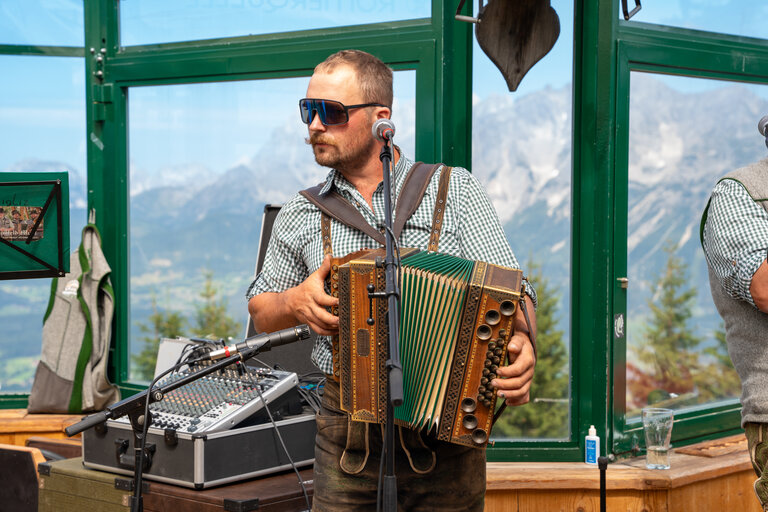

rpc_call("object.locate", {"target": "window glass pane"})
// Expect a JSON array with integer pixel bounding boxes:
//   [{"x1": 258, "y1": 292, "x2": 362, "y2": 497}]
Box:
[
  {"x1": 622, "y1": 2, "x2": 766, "y2": 40},
  {"x1": 0, "y1": 1, "x2": 84, "y2": 46},
  {"x1": 0, "y1": 55, "x2": 87, "y2": 393},
  {"x1": 127, "y1": 72, "x2": 415, "y2": 380},
  {"x1": 624, "y1": 72, "x2": 767, "y2": 418},
  {"x1": 120, "y1": 1, "x2": 429, "y2": 46},
  {"x1": 474, "y1": 0, "x2": 573, "y2": 441}
]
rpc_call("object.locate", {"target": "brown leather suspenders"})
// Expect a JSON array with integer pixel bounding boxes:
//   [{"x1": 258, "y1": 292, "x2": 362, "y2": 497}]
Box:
[{"x1": 300, "y1": 163, "x2": 452, "y2": 255}]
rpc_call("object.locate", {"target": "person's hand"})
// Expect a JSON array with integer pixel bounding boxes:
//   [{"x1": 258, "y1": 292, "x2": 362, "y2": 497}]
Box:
[
  {"x1": 284, "y1": 255, "x2": 339, "y2": 335},
  {"x1": 490, "y1": 302, "x2": 536, "y2": 406}
]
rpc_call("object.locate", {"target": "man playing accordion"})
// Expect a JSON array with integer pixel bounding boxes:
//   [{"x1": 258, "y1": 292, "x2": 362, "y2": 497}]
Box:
[{"x1": 246, "y1": 49, "x2": 537, "y2": 512}]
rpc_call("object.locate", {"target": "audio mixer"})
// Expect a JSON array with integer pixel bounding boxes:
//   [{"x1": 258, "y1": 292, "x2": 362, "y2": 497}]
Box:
[{"x1": 112, "y1": 364, "x2": 299, "y2": 434}]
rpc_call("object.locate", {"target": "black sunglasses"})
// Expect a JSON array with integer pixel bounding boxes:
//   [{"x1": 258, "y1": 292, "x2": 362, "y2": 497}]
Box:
[{"x1": 299, "y1": 98, "x2": 388, "y2": 126}]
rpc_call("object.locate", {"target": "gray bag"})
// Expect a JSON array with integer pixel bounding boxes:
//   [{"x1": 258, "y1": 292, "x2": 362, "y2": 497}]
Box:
[{"x1": 27, "y1": 221, "x2": 120, "y2": 413}]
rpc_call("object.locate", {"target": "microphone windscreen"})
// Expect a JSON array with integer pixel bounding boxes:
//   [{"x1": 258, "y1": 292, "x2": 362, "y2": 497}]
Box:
[{"x1": 759, "y1": 115, "x2": 768, "y2": 137}]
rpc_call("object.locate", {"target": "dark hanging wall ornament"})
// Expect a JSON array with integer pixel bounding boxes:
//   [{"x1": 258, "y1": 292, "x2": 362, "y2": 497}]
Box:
[{"x1": 457, "y1": 0, "x2": 560, "y2": 92}]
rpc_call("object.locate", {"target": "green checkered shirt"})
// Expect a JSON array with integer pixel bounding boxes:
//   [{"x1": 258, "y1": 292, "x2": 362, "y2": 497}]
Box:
[
  {"x1": 246, "y1": 154, "x2": 535, "y2": 374},
  {"x1": 702, "y1": 178, "x2": 768, "y2": 307}
]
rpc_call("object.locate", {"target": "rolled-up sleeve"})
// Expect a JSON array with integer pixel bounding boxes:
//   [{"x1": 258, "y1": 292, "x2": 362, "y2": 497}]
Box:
[
  {"x1": 702, "y1": 179, "x2": 768, "y2": 307},
  {"x1": 245, "y1": 197, "x2": 313, "y2": 300}
]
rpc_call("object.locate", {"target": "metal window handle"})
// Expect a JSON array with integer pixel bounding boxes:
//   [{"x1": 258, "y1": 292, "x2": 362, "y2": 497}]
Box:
[
  {"x1": 621, "y1": 0, "x2": 642, "y2": 20},
  {"x1": 617, "y1": 277, "x2": 629, "y2": 289}
]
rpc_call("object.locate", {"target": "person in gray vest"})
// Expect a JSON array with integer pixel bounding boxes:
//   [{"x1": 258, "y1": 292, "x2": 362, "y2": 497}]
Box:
[
  {"x1": 701, "y1": 155, "x2": 768, "y2": 510},
  {"x1": 247, "y1": 49, "x2": 537, "y2": 511}
]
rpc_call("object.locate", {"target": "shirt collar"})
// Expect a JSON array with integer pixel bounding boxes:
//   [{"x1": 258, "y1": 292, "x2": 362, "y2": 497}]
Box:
[{"x1": 318, "y1": 146, "x2": 411, "y2": 197}]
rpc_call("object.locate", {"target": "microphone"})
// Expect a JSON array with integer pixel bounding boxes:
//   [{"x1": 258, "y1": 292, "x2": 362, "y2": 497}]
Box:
[
  {"x1": 205, "y1": 325, "x2": 311, "y2": 361},
  {"x1": 372, "y1": 118, "x2": 395, "y2": 142},
  {"x1": 759, "y1": 115, "x2": 768, "y2": 149}
]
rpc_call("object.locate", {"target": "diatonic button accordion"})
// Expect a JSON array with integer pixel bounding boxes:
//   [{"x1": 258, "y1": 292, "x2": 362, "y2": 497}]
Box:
[{"x1": 330, "y1": 249, "x2": 523, "y2": 447}]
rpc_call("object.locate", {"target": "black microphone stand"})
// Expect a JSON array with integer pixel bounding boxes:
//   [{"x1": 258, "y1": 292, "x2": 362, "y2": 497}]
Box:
[
  {"x1": 65, "y1": 342, "x2": 285, "y2": 512},
  {"x1": 367, "y1": 136, "x2": 403, "y2": 511}
]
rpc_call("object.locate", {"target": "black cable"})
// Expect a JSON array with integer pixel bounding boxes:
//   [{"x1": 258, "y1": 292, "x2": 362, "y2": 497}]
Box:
[{"x1": 243, "y1": 368, "x2": 312, "y2": 511}]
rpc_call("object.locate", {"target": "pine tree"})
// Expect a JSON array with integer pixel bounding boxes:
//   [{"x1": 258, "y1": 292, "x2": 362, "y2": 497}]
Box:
[
  {"x1": 190, "y1": 270, "x2": 240, "y2": 341},
  {"x1": 493, "y1": 260, "x2": 569, "y2": 439},
  {"x1": 694, "y1": 323, "x2": 741, "y2": 401},
  {"x1": 132, "y1": 297, "x2": 187, "y2": 381},
  {"x1": 628, "y1": 243, "x2": 702, "y2": 407}
]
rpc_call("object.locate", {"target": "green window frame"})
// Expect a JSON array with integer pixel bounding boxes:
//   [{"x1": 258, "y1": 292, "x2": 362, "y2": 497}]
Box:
[
  {"x1": 609, "y1": 20, "x2": 768, "y2": 456},
  {"x1": 611, "y1": 21, "x2": 768, "y2": 453},
  {"x1": 82, "y1": 2, "x2": 478, "y2": 394}
]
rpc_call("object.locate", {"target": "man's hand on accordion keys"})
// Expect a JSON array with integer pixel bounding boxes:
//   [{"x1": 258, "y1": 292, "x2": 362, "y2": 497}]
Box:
[
  {"x1": 491, "y1": 294, "x2": 537, "y2": 406},
  {"x1": 283, "y1": 254, "x2": 340, "y2": 336}
]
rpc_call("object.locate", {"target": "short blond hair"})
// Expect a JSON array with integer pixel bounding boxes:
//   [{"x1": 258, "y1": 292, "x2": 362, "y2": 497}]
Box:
[{"x1": 315, "y1": 49, "x2": 393, "y2": 108}]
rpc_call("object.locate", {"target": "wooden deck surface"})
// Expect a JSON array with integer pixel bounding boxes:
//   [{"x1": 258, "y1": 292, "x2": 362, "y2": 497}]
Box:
[
  {"x1": 485, "y1": 435, "x2": 760, "y2": 511},
  {"x1": 0, "y1": 409, "x2": 82, "y2": 445}
]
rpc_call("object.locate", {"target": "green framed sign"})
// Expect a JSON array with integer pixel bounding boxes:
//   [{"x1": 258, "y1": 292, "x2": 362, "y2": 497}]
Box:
[{"x1": 0, "y1": 172, "x2": 70, "y2": 280}]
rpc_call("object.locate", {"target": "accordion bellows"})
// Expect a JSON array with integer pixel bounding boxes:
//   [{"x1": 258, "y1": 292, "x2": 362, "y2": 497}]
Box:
[{"x1": 332, "y1": 249, "x2": 523, "y2": 447}]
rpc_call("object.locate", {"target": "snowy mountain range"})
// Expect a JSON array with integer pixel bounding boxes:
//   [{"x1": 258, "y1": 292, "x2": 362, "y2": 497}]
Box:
[{"x1": 3, "y1": 75, "x2": 767, "y2": 367}]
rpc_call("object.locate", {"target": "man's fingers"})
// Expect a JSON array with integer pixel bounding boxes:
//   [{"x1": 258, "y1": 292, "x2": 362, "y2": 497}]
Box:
[
  {"x1": 316, "y1": 254, "x2": 333, "y2": 280},
  {"x1": 314, "y1": 291, "x2": 339, "y2": 308},
  {"x1": 491, "y1": 364, "x2": 534, "y2": 392}
]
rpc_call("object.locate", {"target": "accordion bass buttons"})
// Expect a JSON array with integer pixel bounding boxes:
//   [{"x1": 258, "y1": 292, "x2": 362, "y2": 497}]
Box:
[
  {"x1": 500, "y1": 300, "x2": 516, "y2": 317},
  {"x1": 476, "y1": 324, "x2": 493, "y2": 340},
  {"x1": 471, "y1": 429, "x2": 488, "y2": 445},
  {"x1": 461, "y1": 397, "x2": 477, "y2": 413},
  {"x1": 484, "y1": 309, "x2": 501, "y2": 326},
  {"x1": 462, "y1": 414, "x2": 479, "y2": 430}
]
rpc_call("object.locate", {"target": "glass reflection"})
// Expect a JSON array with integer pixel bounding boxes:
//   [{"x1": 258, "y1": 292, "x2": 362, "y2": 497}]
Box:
[
  {"x1": 127, "y1": 72, "x2": 415, "y2": 380},
  {"x1": 0, "y1": 1, "x2": 83, "y2": 46},
  {"x1": 476, "y1": 0, "x2": 573, "y2": 441},
  {"x1": 120, "y1": 0, "x2": 429, "y2": 46},
  {"x1": 0, "y1": 56, "x2": 87, "y2": 393},
  {"x1": 624, "y1": 72, "x2": 767, "y2": 418},
  {"x1": 623, "y1": 1, "x2": 767, "y2": 40}
]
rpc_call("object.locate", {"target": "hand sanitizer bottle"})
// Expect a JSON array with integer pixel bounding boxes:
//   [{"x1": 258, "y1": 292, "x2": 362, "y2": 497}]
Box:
[{"x1": 585, "y1": 425, "x2": 599, "y2": 465}]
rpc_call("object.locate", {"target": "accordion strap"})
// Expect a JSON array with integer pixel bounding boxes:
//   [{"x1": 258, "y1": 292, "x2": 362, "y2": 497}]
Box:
[
  {"x1": 427, "y1": 166, "x2": 452, "y2": 252},
  {"x1": 300, "y1": 162, "x2": 444, "y2": 251}
]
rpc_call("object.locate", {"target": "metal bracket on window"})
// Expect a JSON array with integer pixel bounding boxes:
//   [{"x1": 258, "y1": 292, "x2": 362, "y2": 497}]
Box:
[
  {"x1": 621, "y1": 0, "x2": 641, "y2": 20},
  {"x1": 455, "y1": 0, "x2": 483, "y2": 24}
]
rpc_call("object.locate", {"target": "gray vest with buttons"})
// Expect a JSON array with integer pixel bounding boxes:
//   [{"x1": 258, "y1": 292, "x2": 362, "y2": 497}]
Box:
[{"x1": 702, "y1": 158, "x2": 768, "y2": 425}]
